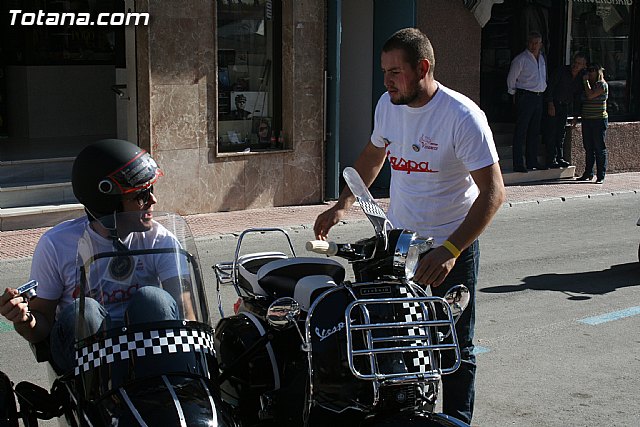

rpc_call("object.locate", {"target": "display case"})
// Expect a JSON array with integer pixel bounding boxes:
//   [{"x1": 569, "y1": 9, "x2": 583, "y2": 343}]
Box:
[{"x1": 216, "y1": 0, "x2": 282, "y2": 154}]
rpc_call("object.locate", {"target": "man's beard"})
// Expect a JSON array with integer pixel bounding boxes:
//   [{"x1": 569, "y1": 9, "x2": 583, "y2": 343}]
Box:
[{"x1": 390, "y1": 86, "x2": 421, "y2": 106}]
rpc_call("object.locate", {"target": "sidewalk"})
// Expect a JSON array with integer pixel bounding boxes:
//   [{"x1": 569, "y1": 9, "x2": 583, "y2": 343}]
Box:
[{"x1": 1, "y1": 172, "x2": 639, "y2": 260}]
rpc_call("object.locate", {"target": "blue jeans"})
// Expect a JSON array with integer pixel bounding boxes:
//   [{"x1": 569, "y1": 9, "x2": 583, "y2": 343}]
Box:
[
  {"x1": 513, "y1": 91, "x2": 542, "y2": 169},
  {"x1": 50, "y1": 287, "x2": 178, "y2": 373},
  {"x1": 581, "y1": 118, "x2": 608, "y2": 180},
  {"x1": 544, "y1": 102, "x2": 569, "y2": 164},
  {"x1": 430, "y1": 239, "x2": 479, "y2": 424}
]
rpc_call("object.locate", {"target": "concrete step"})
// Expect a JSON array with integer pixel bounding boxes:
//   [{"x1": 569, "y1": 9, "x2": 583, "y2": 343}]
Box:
[
  {"x1": 0, "y1": 203, "x2": 84, "y2": 232},
  {"x1": 0, "y1": 157, "x2": 74, "y2": 185},
  {"x1": 0, "y1": 157, "x2": 77, "y2": 209},
  {"x1": 502, "y1": 165, "x2": 576, "y2": 185},
  {"x1": 0, "y1": 181, "x2": 78, "y2": 208}
]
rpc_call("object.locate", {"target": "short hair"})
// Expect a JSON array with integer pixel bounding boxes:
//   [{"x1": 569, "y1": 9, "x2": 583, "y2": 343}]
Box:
[
  {"x1": 382, "y1": 28, "x2": 435, "y2": 76},
  {"x1": 528, "y1": 30, "x2": 542, "y2": 42},
  {"x1": 572, "y1": 52, "x2": 587, "y2": 62}
]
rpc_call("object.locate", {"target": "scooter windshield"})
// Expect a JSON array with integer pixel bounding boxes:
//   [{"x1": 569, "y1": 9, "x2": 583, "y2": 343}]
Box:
[
  {"x1": 343, "y1": 167, "x2": 392, "y2": 238},
  {"x1": 74, "y1": 211, "x2": 210, "y2": 340}
]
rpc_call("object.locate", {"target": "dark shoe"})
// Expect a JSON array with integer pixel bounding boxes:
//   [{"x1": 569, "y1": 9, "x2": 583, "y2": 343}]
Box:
[
  {"x1": 576, "y1": 175, "x2": 593, "y2": 181},
  {"x1": 548, "y1": 162, "x2": 561, "y2": 169},
  {"x1": 513, "y1": 166, "x2": 528, "y2": 173},
  {"x1": 595, "y1": 178, "x2": 605, "y2": 184},
  {"x1": 557, "y1": 159, "x2": 571, "y2": 168}
]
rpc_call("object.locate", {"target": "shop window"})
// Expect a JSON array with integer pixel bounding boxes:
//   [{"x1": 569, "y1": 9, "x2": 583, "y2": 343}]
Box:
[
  {"x1": 216, "y1": 0, "x2": 282, "y2": 154},
  {"x1": 569, "y1": 0, "x2": 634, "y2": 118}
]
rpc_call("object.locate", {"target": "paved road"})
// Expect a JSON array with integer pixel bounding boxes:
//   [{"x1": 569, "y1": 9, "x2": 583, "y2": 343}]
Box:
[{"x1": 1, "y1": 182, "x2": 639, "y2": 426}]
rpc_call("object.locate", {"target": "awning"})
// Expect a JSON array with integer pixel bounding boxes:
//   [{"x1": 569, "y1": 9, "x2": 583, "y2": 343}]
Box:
[{"x1": 463, "y1": 0, "x2": 505, "y2": 27}]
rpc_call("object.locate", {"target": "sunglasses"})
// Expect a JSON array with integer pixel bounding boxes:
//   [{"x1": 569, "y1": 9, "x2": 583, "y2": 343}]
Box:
[{"x1": 125, "y1": 186, "x2": 154, "y2": 207}]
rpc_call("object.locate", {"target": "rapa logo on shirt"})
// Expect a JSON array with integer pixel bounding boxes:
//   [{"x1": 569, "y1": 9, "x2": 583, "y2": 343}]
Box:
[{"x1": 383, "y1": 135, "x2": 439, "y2": 175}]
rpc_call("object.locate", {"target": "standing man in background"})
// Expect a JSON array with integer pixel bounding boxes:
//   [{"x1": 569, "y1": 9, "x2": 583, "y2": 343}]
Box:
[
  {"x1": 543, "y1": 52, "x2": 587, "y2": 168},
  {"x1": 507, "y1": 30, "x2": 547, "y2": 173},
  {"x1": 314, "y1": 28, "x2": 506, "y2": 424}
]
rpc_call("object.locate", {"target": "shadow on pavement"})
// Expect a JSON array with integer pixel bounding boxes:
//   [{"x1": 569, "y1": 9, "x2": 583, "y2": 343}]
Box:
[{"x1": 480, "y1": 262, "x2": 640, "y2": 300}]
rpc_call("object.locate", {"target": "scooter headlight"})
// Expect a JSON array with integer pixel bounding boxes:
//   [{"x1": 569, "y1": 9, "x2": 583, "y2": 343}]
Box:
[
  {"x1": 404, "y1": 236, "x2": 434, "y2": 282},
  {"x1": 392, "y1": 230, "x2": 433, "y2": 279}
]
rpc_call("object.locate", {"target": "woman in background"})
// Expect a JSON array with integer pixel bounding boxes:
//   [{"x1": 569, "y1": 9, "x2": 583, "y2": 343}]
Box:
[{"x1": 576, "y1": 63, "x2": 608, "y2": 184}]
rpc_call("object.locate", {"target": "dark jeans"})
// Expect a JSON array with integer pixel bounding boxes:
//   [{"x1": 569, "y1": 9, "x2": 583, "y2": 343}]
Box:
[
  {"x1": 50, "y1": 287, "x2": 178, "y2": 373},
  {"x1": 544, "y1": 102, "x2": 569, "y2": 164},
  {"x1": 431, "y1": 239, "x2": 479, "y2": 424},
  {"x1": 513, "y1": 91, "x2": 542, "y2": 169},
  {"x1": 581, "y1": 118, "x2": 608, "y2": 180}
]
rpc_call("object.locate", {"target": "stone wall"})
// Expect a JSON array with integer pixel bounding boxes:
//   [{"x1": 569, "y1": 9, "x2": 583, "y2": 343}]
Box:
[
  {"x1": 136, "y1": 0, "x2": 325, "y2": 216},
  {"x1": 568, "y1": 122, "x2": 640, "y2": 176}
]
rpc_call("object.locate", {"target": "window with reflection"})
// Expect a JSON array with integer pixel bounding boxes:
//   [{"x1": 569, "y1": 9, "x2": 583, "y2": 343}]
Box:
[
  {"x1": 216, "y1": 0, "x2": 282, "y2": 154},
  {"x1": 570, "y1": 1, "x2": 634, "y2": 118}
]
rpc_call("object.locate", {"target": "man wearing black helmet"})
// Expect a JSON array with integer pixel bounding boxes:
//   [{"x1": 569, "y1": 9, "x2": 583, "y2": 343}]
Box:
[{"x1": 0, "y1": 139, "x2": 188, "y2": 373}]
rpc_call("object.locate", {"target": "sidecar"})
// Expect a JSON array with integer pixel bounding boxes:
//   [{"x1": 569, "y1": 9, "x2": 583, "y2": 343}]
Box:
[{"x1": 1, "y1": 212, "x2": 234, "y2": 427}]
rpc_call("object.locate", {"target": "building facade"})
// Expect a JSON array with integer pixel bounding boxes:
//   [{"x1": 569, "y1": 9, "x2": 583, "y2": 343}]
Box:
[{"x1": 1, "y1": 0, "x2": 638, "y2": 220}]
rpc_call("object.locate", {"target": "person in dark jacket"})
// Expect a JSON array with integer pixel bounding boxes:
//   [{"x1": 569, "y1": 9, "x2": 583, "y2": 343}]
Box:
[{"x1": 543, "y1": 52, "x2": 587, "y2": 168}]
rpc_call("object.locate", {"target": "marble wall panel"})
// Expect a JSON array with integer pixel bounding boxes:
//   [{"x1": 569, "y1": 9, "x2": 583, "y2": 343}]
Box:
[
  {"x1": 150, "y1": 84, "x2": 202, "y2": 152},
  {"x1": 199, "y1": 155, "x2": 247, "y2": 213},
  {"x1": 291, "y1": 0, "x2": 324, "y2": 23},
  {"x1": 291, "y1": 21, "x2": 325, "y2": 143},
  {"x1": 245, "y1": 153, "x2": 285, "y2": 209},
  {"x1": 283, "y1": 140, "x2": 322, "y2": 206},
  {"x1": 153, "y1": 148, "x2": 201, "y2": 215},
  {"x1": 148, "y1": 0, "x2": 215, "y2": 86}
]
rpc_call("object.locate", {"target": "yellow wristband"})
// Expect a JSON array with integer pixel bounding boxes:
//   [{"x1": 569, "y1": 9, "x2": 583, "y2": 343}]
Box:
[{"x1": 442, "y1": 240, "x2": 461, "y2": 258}]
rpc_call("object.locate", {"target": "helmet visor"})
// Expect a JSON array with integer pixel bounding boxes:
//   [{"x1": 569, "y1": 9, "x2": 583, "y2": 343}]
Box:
[{"x1": 98, "y1": 151, "x2": 163, "y2": 196}]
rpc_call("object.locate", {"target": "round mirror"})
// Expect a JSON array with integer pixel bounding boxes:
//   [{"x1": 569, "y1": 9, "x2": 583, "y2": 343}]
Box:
[
  {"x1": 266, "y1": 297, "x2": 301, "y2": 330},
  {"x1": 443, "y1": 284, "x2": 470, "y2": 320}
]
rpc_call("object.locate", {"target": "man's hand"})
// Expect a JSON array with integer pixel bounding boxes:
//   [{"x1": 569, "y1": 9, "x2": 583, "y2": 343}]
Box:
[
  {"x1": 313, "y1": 205, "x2": 347, "y2": 240},
  {"x1": 411, "y1": 247, "x2": 457, "y2": 288},
  {"x1": 0, "y1": 287, "x2": 33, "y2": 325},
  {"x1": 547, "y1": 102, "x2": 555, "y2": 117}
]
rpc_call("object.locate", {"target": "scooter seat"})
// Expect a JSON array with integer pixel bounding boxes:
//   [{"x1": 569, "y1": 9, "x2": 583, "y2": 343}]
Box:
[
  {"x1": 237, "y1": 252, "x2": 289, "y2": 296},
  {"x1": 257, "y1": 257, "x2": 345, "y2": 299}
]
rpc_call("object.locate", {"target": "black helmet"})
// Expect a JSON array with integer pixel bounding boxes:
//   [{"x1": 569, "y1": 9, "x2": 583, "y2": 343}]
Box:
[{"x1": 72, "y1": 139, "x2": 163, "y2": 217}]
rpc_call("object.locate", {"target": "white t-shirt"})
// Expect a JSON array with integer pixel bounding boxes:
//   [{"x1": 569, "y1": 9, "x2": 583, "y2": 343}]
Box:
[
  {"x1": 30, "y1": 216, "x2": 186, "y2": 321},
  {"x1": 370, "y1": 83, "x2": 499, "y2": 244}
]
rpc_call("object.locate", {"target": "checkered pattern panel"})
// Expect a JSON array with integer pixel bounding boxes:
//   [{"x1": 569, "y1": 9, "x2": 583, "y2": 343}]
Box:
[
  {"x1": 74, "y1": 328, "x2": 215, "y2": 375},
  {"x1": 357, "y1": 198, "x2": 387, "y2": 220},
  {"x1": 398, "y1": 286, "x2": 431, "y2": 372}
]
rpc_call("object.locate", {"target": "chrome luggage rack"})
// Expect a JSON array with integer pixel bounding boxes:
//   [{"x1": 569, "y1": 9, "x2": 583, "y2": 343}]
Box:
[{"x1": 345, "y1": 295, "x2": 461, "y2": 383}]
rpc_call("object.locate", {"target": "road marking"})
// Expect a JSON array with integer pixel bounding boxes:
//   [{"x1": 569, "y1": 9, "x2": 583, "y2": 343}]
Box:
[
  {"x1": 0, "y1": 320, "x2": 13, "y2": 333},
  {"x1": 579, "y1": 306, "x2": 640, "y2": 325},
  {"x1": 473, "y1": 345, "x2": 490, "y2": 356}
]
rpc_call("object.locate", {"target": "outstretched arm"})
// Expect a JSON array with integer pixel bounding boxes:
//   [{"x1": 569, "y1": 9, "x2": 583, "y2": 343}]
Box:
[{"x1": 313, "y1": 142, "x2": 387, "y2": 240}]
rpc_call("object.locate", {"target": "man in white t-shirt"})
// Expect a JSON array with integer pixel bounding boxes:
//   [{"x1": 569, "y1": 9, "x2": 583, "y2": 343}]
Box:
[
  {"x1": 0, "y1": 139, "x2": 188, "y2": 373},
  {"x1": 314, "y1": 28, "x2": 505, "y2": 424}
]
